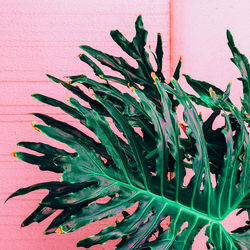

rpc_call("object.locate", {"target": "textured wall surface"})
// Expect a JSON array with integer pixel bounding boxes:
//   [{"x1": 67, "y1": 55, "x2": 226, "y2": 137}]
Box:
[
  {"x1": 0, "y1": 1, "x2": 170, "y2": 249},
  {"x1": 171, "y1": 0, "x2": 250, "y2": 108},
  {"x1": 170, "y1": 1, "x2": 250, "y2": 248},
  {"x1": 1, "y1": 0, "x2": 249, "y2": 249}
]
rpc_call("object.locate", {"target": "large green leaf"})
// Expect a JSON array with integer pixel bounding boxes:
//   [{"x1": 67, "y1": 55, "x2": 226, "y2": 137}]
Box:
[{"x1": 6, "y1": 16, "x2": 250, "y2": 249}]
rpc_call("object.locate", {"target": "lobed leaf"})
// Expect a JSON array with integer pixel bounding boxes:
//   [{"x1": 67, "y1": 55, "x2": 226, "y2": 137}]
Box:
[{"x1": 6, "y1": 16, "x2": 250, "y2": 250}]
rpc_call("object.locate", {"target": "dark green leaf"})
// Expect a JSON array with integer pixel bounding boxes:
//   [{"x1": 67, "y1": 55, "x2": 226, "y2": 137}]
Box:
[{"x1": 227, "y1": 30, "x2": 250, "y2": 113}]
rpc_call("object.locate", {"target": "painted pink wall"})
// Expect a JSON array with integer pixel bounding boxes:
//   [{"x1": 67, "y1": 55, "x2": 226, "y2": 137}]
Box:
[
  {"x1": 171, "y1": 0, "x2": 250, "y2": 108},
  {"x1": 0, "y1": 1, "x2": 169, "y2": 249},
  {"x1": 1, "y1": 0, "x2": 249, "y2": 249},
  {"x1": 171, "y1": 1, "x2": 250, "y2": 249}
]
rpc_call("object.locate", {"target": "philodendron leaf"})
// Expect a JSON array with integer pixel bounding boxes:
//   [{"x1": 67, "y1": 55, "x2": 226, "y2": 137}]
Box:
[
  {"x1": 202, "y1": 111, "x2": 227, "y2": 174},
  {"x1": 183, "y1": 74, "x2": 232, "y2": 111},
  {"x1": 79, "y1": 53, "x2": 104, "y2": 77},
  {"x1": 110, "y1": 15, "x2": 153, "y2": 80},
  {"x1": 227, "y1": 30, "x2": 250, "y2": 114},
  {"x1": 173, "y1": 56, "x2": 182, "y2": 81},
  {"x1": 6, "y1": 15, "x2": 250, "y2": 250},
  {"x1": 153, "y1": 33, "x2": 165, "y2": 81}
]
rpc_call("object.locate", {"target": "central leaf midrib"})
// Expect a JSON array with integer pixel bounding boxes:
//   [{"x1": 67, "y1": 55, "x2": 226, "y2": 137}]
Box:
[{"x1": 72, "y1": 156, "x2": 220, "y2": 224}]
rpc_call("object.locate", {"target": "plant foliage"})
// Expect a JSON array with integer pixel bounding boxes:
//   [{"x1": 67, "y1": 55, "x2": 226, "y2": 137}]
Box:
[{"x1": 6, "y1": 15, "x2": 250, "y2": 249}]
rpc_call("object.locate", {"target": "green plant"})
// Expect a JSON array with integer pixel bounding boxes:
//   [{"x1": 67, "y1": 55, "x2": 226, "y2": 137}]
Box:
[{"x1": 6, "y1": 15, "x2": 249, "y2": 249}]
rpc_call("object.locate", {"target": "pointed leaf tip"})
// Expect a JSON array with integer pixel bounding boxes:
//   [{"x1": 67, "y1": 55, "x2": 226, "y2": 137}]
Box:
[
  {"x1": 31, "y1": 94, "x2": 41, "y2": 100},
  {"x1": 66, "y1": 94, "x2": 70, "y2": 103},
  {"x1": 20, "y1": 223, "x2": 24, "y2": 228},
  {"x1": 56, "y1": 226, "x2": 64, "y2": 235},
  {"x1": 46, "y1": 74, "x2": 61, "y2": 83},
  {"x1": 226, "y1": 29, "x2": 232, "y2": 37},
  {"x1": 226, "y1": 30, "x2": 235, "y2": 45},
  {"x1": 31, "y1": 122, "x2": 40, "y2": 132},
  {"x1": 79, "y1": 45, "x2": 86, "y2": 50},
  {"x1": 151, "y1": 72, "x2": 157, "y2": 81},
  {"x1": 209, "y1": 87, "x2": 214, "y2": 95},
  {"x1": 11, "y1": 152, "x2": 16, "y2": 158},
  {"x1": 136, "y1": 14, "x2": 143, "y2": 24}
]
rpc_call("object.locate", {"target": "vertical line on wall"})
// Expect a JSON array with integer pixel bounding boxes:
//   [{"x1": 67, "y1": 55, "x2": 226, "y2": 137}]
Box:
[
  {"x1": 168, "y1": 0, "x2": 175, "y2": 182},
  {"x1": 169, "y1": 0, "x2": 173, "y2": 78}
]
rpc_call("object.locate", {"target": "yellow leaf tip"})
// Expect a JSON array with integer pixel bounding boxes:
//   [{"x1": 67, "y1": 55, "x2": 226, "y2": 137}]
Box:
[
  {"x1": 179, "y1": 122, "x2": 187, "y2": 134},
  {"x1": 88, "y1": 88, "x2": 95, "y2": 96},
  {"x1": 99, "y1": 75, "x2": 103, "y2": 79},
  {"x1": 66, "y1": 94, "x2": 71, "y2": 102},
  {"x1": 151, "y1": 72, "x2": 157, "y2": 81},
  {"x1": 31, "y1": 121, "x2": 40, "y2": 132},
  {"x1": 56, "y1": 226, "x2": 64, "y2": 235}
]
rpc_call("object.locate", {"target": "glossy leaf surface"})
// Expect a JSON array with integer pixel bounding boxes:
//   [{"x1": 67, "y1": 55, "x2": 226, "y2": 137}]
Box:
[{"x1": 6, "y1": 16, "x2": 250, "y2": 249}]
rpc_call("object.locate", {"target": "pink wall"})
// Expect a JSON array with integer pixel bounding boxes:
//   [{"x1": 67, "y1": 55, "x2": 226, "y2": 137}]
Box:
[
  {"x1": 0, "y1": 1, "x2": 169, "y2": 249},
  {"x1": 1, "y1": 1, "x2": 249, "y2": 249},
  {"x1": 171, "y1": 0, "x2": 250, "y2": 108},
  {"x1": 171, "y1": 1, "x2": 250, "y2": 249}
]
